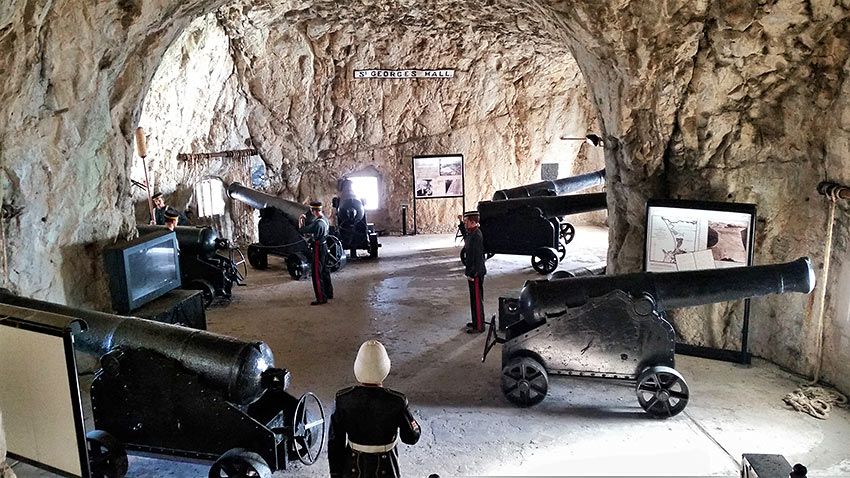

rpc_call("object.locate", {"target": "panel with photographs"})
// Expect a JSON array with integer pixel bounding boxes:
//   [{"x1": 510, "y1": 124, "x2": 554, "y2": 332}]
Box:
[{"x1": 413, "y1": 154, "x2": 464, "y2": 199}]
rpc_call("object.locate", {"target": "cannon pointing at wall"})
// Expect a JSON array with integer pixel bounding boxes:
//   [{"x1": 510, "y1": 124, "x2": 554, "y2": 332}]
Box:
[
  {"x1": 227, "y1": 182, "x2": 345, "y2": 279},
  {"x1": 0, "y1": 290, "x2": 325, "y2": 477},
  {"x1": 483, "y1": 257, "x2": 815, "y2": 416}
]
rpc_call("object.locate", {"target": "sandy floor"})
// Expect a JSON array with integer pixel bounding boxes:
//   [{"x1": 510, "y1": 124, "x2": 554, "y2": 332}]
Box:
[{"x1": 9, "y1": 227, "x2": 850, "y2": 477}]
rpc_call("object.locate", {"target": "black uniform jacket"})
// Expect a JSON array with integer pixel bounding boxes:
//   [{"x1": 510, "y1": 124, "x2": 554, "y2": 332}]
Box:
[
  {"x1": 464, "y1": 226, "x2": 487, "y2": 278},
  {"x1": 298, "y1": 215, "x2": 329, "y2": 242},
  {"x1": 328, "y1": 385, "x2": 421, "y2": 478}
]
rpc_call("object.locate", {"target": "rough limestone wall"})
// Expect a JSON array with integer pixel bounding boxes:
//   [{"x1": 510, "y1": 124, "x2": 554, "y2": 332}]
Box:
[
  {"x1": 214, "y1": 10, "x2": 600, "y2": 234},
  {"x1": 548, "y1": 0, "x2": 850, "y2": 391},
  {"x1": 0, "y1": 0, "x2": 226, "y2": 307}
]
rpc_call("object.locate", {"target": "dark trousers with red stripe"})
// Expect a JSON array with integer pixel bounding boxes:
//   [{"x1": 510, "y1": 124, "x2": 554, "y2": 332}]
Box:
[
  {"x1": 311, "y1": 241, "x2": 333, "y2": 303},
  {"x1": 467, "y1": 276, "x2": 485, "y2": 330}
]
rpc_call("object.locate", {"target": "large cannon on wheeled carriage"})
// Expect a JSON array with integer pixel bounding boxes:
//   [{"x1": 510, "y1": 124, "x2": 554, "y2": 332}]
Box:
[
  {"x1": 227, "y1": 182, "x2": 345, "y2": 279},
  {"x1": 0, "y1": 290, "x2": 325, "y2": 478},
  {"x1": 331, "y1": 178, "x2": 380, "y2": 259},
  {"x1": 482, "y1": 257, "x2": 816, "y2": 417},
  {"x1": 462, "y1": 193, "x2": 607, "y2": 274},
  {"x1": 492, "y1": 168, "x2": 606, "y2": 200},
  {"x1": 137, "y1": 225, "x2": 247, "y2": 306}
]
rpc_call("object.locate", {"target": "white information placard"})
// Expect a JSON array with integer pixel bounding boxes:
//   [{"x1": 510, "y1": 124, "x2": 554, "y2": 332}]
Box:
[{"x1": 412, "y1": 155, "x2": 464, "y2": 199}]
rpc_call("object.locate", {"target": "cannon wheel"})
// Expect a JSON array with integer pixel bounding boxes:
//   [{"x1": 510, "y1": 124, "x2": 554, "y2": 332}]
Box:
[
  {"x1": 560, "y1": 223, "x2": 576, "y2": 245},
  {"x1": 369, "y1": 234, "x2": 379, "y2": 258},
  {"x1": 501, "y1": 356, "x2": 549, "y2": 407},
  {"x1": 229, "y1": 247, "x2": 248, "y2": 282},
  {"x1": 293, "y1": 392, "x2": 326, "y2": 466},
  {"x1": 461, "y1": 247, "x2": 494, "y2": 266},
  {"x1": 208, "y1": 448, "x2": 272, "y2": 478},
  {"x1": 635, "y1": 366, "x2": 690, "y2": 418},
  {"x1": 326, "y1": 235, "x2": 345, "y2": 272},
  {"x1": 556, "y1": 241, "x2": 567, "y2": 261},
  {"x1": 247, "y1": 245, "x2": 268, "y2": 270},
  {"x1": 86, "y1": 430, "x2": 128, "y2": 478},
  {"x1": 188, "y1": 279, "x2": 215, "y2": 307},
  {"x1": 531, "y1": 247, "x2": 559, "y2": 274},
  {"x1": 286, "y1": 254, "x2": 306, "y2": 280}
]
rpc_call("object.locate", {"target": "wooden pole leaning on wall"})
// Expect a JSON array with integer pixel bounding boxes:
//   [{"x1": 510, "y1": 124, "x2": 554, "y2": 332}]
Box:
[
  {"x1": 810, "y1": 181, "x2": 850, "y2": 384},
  {"x1": 176, "y1": 149, "x2": 258, "y2": 162},
  {"x1": 135, "y1": 127, "x2": 155, "y2": 223}
]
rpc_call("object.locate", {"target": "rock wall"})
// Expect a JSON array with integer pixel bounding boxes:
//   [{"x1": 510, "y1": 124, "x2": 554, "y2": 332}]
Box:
[{"x1": 2, "y1": 0, "x2": 849, "y2": 393}]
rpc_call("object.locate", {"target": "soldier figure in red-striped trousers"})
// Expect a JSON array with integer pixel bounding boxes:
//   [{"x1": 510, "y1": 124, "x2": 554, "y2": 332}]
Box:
[{"x1": 462, "y1": 211, "x2": 486, "y2": 333}]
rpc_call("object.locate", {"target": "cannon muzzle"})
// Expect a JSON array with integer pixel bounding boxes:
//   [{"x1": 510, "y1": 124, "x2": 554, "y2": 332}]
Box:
[
  {"x1": 0, "y1": 291, "x2": 274, "y2": 405},
  {"x1": 227, "y1": 182, "x2": 309, "y2": 223},
  {"x1": 479, "y1": 192, "x2": 607, "y2": 220},
  {"x1": 493, "y1": 169, "x2": 606, "y2": 200},
  {"x1": 519, "y1": 257, "x2": 815, "y2": 324}
]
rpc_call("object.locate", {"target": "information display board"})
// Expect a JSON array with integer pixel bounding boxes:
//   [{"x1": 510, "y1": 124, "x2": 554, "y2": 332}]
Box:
[
  {"x1": 644, "y1": 198, "x2": 757, "y2": 364},
  {"x1": 411, "y1": 154, "x2": 465, "y2": 234}
]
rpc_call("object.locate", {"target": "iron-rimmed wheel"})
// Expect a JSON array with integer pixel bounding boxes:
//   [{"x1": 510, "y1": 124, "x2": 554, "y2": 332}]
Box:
[
  {"x1": 368, "y1": 234, "x2": 379, "y2": 259},
  {"x1": 531, "y1": 247, "x2": 559, "y2": 274},
  {"x1": 286, "y1": 254, "x2": 306, "y2": 280},
  {"x1": 292, "y1": 392, "x2": 326, "y2": 466},
  {"x1": 208, "y1": 448, "x2": 272, "y2": 478},
  {"x1": 247, "y1": 245, "x2": 268, "y2": 270},
  {"x1": 86, "y1": 430, "x2": 128, "y2": 478},
  {"x1": 188, "y1": 279, "x2": 216, "y2": 307},
  {"x1": 560, "y1": 223, "x2": 576, "y2": 245},
  {"x1": 460, "y1": 247, "x2": 467, "y2": 266},
  {"x1": 635, "y1": 366, "x2": 690, "y2": 418},
  {"x1": 501, "y1": 356, "x2": 549, "y2": 407},
  {"x1": 326, "y1": 235, "x2": 346, "y2": 272},
  {"x1": 229, "y1": 247, "x2": 248, "y2": 282},
  {"x1": 556, "y1": 241, "x2": 567, "y2": 261}
]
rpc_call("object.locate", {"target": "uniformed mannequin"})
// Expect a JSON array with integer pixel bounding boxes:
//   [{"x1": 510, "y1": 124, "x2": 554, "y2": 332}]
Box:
[
  {"x1": 462, "y1": 211, "x2": 486, "y2": 333},
  {"x1": 163, "y1": 207, "x2": 180, "y2": 232},
  {"x1": 151, "y1": 192, "x2": 188, "y2": 226},
  {"x1": 298, "y1": 201, "x2": 333, "y2": 305},
  {"x1": 328, "y1": 340, "x2": 421, "y2": 478}
]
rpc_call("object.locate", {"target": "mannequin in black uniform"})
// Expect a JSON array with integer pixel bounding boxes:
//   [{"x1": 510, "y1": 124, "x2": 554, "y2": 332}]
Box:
[
  {"x1": 298, "y1": 201, "x2": 333, "y2": 305},
  {"x1": 328, "y1": 340, "x2": 421, "y2": 478},
  {"x1": 462, "y1": 211, "x2": 486, "y2": 333}
]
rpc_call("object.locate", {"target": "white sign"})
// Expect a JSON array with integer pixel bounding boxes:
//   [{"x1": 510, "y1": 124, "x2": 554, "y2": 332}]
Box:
[
  {"x1": 413, "y1": 155, "x2": 464, "y2": 199},
  {"x1": 354, "y1": 69, "x2": 455, "y2": 79}
]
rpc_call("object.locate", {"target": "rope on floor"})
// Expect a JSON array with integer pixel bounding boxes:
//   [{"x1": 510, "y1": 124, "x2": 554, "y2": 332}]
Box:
[{"x1": 783, "y1": 384, "x2": 848, "y2": 419}]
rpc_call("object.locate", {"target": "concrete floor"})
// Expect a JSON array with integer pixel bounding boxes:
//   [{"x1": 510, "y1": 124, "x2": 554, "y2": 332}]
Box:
[{"x1": 9, "y1": 226, "x2": 850, "y2": 477}]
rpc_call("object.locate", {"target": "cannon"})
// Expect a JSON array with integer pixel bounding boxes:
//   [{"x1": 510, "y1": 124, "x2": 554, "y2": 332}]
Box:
[
  {"x1": 330, "y1": 178, "x2": 380, "y2": 259},
  {"x1": 492, "y1": 168, "x2": 606, "y2": 200},
  {"x1": 227, "y1": 182, "x2": 345, "y2": 279},
  {"x1": 462, "y1": 193, "x2": 607, "y2": 274},
  {"x1": 0, "y1": 290, "x2": 325, "y2": 478},
  {"x1": 137, "y1": 225, "x2": 247, "y2": 306},
  {"x1": 482, "y1": 257, "x2": 816, "y2": 416}
]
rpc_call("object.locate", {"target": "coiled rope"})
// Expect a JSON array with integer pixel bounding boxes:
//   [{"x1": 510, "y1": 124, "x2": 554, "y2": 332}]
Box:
[{"x1": 783, "y1": 384, "x2": 848, "y2": 420}]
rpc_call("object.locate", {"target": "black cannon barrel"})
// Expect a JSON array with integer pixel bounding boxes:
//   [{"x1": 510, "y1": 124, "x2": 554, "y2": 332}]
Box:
[
  {"x1": 492, "y1": 168, "x2": 606, "y2": 200},
  {"x1": 479, "y1": 192, "x2": 607, "y2": 220},
  {"x1": 519, "y1": 257, "x2": 815, "y2": 324},
  {"x1": 138, "y1": 225, "x2": 220, "y2": 258},
  {"x1": 337, "y1": 179, "x2": 365, "y2": 225},
  {"x1": 227, "y1": 182, "x2": 309, "y2": 222},
  {"x1": 0, "y1": 291, "x2": 274, "y2": 405}
]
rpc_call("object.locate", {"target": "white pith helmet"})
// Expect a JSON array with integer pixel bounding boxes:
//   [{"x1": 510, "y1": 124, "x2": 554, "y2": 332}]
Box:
[{"x1": 354, "y1": 340, "x2": 391, "y2": 384}]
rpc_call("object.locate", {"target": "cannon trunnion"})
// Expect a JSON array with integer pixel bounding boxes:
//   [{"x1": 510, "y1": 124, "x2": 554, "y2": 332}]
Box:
[
  {"x1": 137, "y1": 225, "x2": 246, "y2": 305},
  {"x1": 484, "y1": 258, "x2": 815, "y2": 417},
  {"x1": 227, "y1": 182, "x2": 345, "y2": 279},
  {"x1": 0, "y1": 291, "x2": 325, "y2": 477}
]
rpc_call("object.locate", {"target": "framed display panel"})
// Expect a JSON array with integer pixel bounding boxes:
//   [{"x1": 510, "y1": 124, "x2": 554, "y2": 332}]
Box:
[
  {"x1": 411, "y1": 154, "x2": 465, "y2": 234},
  {"x1": 0, "y1": 305, "x2": 90, "y2": 477},
  {"x1": 644, "y1": 198, "x2": 757, "y2": 364}
]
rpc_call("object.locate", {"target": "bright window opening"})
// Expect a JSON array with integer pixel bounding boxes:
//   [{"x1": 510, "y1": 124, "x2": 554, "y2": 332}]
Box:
[
  {"x1": 348, "y1": 176, "x2": 380, "y2": 211},
  {"x1": 195, "y1": 178, "x2": 225, "y2": 217}
]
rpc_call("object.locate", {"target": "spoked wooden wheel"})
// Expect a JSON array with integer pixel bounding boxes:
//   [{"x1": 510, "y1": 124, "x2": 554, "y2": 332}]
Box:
[
  {"x1": 325, "y1": 235, "x2": 346, "y2": 272},
  {"x1": 501, "y1": 356, "x2": 549, "y2": 407},
  {"x1": 560, "y1": 223, "x2": 576, "y2": 244},
  {"x1": 531, "y1": 247, "x2": 559, "y2": 274},
  {"x1": 635, "y1": 366, "x2": 690, "y2": 418}
]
